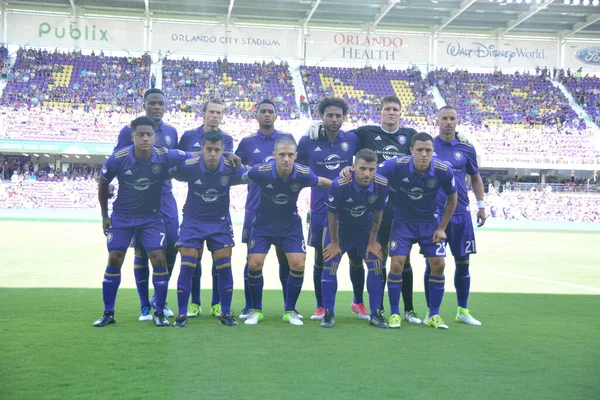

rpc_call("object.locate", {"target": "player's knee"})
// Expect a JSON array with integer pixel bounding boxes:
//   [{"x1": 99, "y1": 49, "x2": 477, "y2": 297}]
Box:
[
  {"x1": 389, "y1": 258, "x2": 405, "y2": 275},
  {"x1": 108, "y1": 251, "x2": 125, "y2": 267},
  {"x1": 290, "y1": 264, "x2": 305, "y2": 274},
  {"x1": 428, "y1": 258, "x2": 445, "y2": 275},
  {"x1": 148, "y1": 250, "x2": 167, "y2": 267},
  {"x1": 247, "y1": 259, "x2": 263, "y2": 271}
]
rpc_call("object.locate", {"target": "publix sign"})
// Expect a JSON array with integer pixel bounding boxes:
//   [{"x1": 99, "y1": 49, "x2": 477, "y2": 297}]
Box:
[{"x1": 575, "y1": 47, "x2": 600, "y2": 65}]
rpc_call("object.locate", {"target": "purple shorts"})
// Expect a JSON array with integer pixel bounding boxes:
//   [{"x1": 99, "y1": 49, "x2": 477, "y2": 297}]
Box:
[
  {"x1": 177, "y1": 215, "x2": 235, "y2": 252},
  {"x1": 389, "y1": 219, "x2": 446, "y2": 258},
  {"x1": 108, "y1": 213, "x2": 165, "y2": 253},
  {"x1": 248, "y1": 215, "x2": 306, "y2": 255}
]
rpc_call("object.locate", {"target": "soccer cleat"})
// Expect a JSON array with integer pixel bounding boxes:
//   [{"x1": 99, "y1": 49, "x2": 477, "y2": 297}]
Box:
[
  {"x1": 310, "y1": 307, "x2": 326, "y2": 321},
  {"x1": 294, "y1": 310, "x2": 304, "y2": 320},
  {"x1": 350, "y1": 302, "x2": 370, "y2": 320},
  {"x1": 320, "y1": 309, "x2": 335, "y2": 328},
  {"x1": 218, "y1": 314, "x2": 239, "y2": 327},
  {"x1": 426, "y1": 314, "x2": 449, "y2": 330},
  {"x1": 93, "y1": 312, "x2": 116, "y2": 327},
  {"x1": 403, "y1": 310, "x2": 422, "y2": 324},
  {"x1": 153, "y1": 312, "x2": 170, "y2": 327},
  {"x1": 163, "y1": 304, "x2": 174, "y2": 318},
  {"x1": 283, "y1": 310, "x2": 304, "y2": 326},
  {"x1": 244, "y1": 310, "x2": 264, "y2": 325},
  {"x1": 210, "y1": 304, "x2": 222, "y2": 317},
  {"x1": 173, "y1": 315, "x2": 188, "y2": 328},
  {"x1": 422, "y1": 311, "x2": 430, "y2": 325},
  {"x1": 370, "y1": 310, "x2": 390, "y2": 329},
  {"x1": 187, "y1": 303, "x2": 202, "y2": 318},
  {"x1": 138, "y1": 306, "x2": 152, "y2": 321},
  {"x1": 239, "y1": 307, "x2": 252, "y2": 319},
  {"x1": 388, "y1": 313, "x2": 402, "y2": 329},
  {"x1": 456, "y1": 307, "x2": 482, "y2": 326}
]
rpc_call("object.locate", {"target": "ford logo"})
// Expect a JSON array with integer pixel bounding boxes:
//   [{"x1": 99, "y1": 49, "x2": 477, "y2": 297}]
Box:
[{"x1": 575, "y1": 47, "x2": 600, "y2": 65}]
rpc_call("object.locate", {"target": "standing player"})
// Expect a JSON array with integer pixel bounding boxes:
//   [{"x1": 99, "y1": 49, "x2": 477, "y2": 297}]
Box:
[
  {"x1": 423, "y1": 106, "x2": 486, "y2": 326},
  {"x1": 177, "y1": 99, "x2": 234, "y2": 319},
  {"x1": 242, "y1": 136, "x2": 332, "y2": 326},
  {"x1": 321, "y1": 149, "x2": 390, "y2": 328},
  {"x1": 297, "y1": 98, "x2": 365, "y2": 321},
  {"x1": 307, "y1": 96, "x2": 421, "y2": 324},
  {"x1": 378, "y1": 132, "x2": 457, "y2": 329},
  {"x1": 235, "y1": 99, "x2": 295, "y2": 318},
  {"x1": 170, "y1": 131, "x2": 246, "y2": 328},
  {"x1": 94, "y1": 117, "x2": 193, "y2": 327},
  {"x1": 114, "y1": 89, "x2": 179, "y2": 321}
]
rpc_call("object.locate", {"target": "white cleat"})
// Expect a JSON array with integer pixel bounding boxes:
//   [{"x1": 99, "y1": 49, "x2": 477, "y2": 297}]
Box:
[
  {"x1": 402, "y1": 310, "x2": 422, "y2": 324},
  {"x1": 456, "y1": 307, "x2": 482, "y2": 326},
  {"x1": 163, "y1": 305, "x2": 175, "y2": 318},
  {"x1": 286, "y1": 311, "x2": 304, "y2": 326},
  {"x1": 239, "y1": 308, "x2": 252, "y2": 319},
  {"x1": 244, "y1": 310, "x2": 263, "y2": 325},
  {"x1": 422, "y1": 312, "x2": 430, "y2": 325}
]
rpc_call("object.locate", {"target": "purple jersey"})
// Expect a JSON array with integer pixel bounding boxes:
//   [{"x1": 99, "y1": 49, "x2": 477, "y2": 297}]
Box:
[
  {"x1": 173, "y1": 156, "x2": 245, "y2": 221},
  {"x1": 115, "y1": 121, "x2": 179, "y2": 195},
  {"x1": 235, "y1": 130, "x2": 295, "y2": 213},
  {"x1": 101, "y1": 146, "x2": 189, "y2": 216},
  {"x1": 246, "y1": 161, "x2": 318, "y2": 222},
  {"x1": 378, "y1": 156, "x2": 456, "y2": 221},
  {"x1": 298, "y1": 131, "x2": 360, "y2": 214},
  {"x1": 178, "y1": 125, "x2": 234, "y2": 153},
  {"x1": 325, "y1": 172, "x2": 389, "y2": 230},
  {"x1": 433, "y1": 136, "x2": 479, "y2": 214}
]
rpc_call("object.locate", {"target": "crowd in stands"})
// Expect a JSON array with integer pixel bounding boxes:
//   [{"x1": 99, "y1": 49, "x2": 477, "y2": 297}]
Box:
[
  {"x1": 162, "y1": 57, "x2": 298, "y2": 119},
  {"x1": 1, "y1": 48, "x2": 151, "y2": 111},
  {"x1": 562, "y1": 75, "x2": 600, "y2": 124},
  {"x1": 300, "y1": 65, "x2": 435, "y2": 126}
]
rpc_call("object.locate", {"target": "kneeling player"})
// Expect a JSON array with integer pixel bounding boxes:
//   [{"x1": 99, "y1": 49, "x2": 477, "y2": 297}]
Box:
[
  {"x1": 170, "y1": 131, "x2": 246, "y2": 328},
  {"x1": 321, "y1": 149, "x2": 390, "y2": 328},
  {"x1": 93, "y1": 117, "x2": 193, "y2": 327},
  {"x1": 378, "y1": 132, "x2": 457, "y2": 329},
  {"x1": 242, "y1": 136, "x2": 331, "y2": 326}
]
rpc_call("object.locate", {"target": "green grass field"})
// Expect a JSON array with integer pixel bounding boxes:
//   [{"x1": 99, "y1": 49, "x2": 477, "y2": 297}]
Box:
[{"x1": 1, "y1": 222, "x2": 599, "y2": 399}]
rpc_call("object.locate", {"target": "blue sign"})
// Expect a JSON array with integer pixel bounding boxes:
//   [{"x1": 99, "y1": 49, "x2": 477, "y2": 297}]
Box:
[{"x1": 575, "y1": 47, "x2": 600, "y2": 66}]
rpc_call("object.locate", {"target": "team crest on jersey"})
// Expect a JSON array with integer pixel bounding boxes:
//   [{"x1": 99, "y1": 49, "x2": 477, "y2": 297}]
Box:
[
  {"x1": 220, "y1": 176, "x2": 230, "y2": 186},
  {"x1": 368, "y1": 195, "x2": 377, "y2": 204},
  {"x1": 427, "y1": 178, "x2": 437, "y2": 188},
  {"x1": 106, "y1": 233, "x2": 113, "y2": 243},
  {"x1": 291, "y1": 183, "x2": 301, "y2": 192},
  {"x1": 165, "y1": 136, "x2": 172, "y2": 145},
  {"x1": 397, "y1": 135, "x2": 407, "y2": 145},
  {"x1": 454, "y1": 151, "x2": 463, "y2": 160},
  {"x1": 152, "y1": 164, "x2": 162, "y2": 174},
  {"x1": 341, "y1": 142, "x2": 349, "y2": 151},
  {"x1": 328, "y1": 195, "x2": 334, "y2": 202},
  {"x1": 390, "y1": 241, "x2": 397, "y2": 250}
]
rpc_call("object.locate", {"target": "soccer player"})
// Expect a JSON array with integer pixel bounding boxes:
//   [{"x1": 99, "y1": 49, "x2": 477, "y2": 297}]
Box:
[
  {"x1": 378, "y1": 132, "x2": 457, "y2": 329},
  {"x1": 94, "y1": 117, "x2": 193, "y2": 327},
  {"x1": 235, "y1": 99, "x2": 295, "y2": 318},
  {"x1": 321, "y1": 149, "x2": 390, "y2": 328},
  {"x1": 242, "y1": 136, "x2": 332, "y2": 326},
  {"x1": 170, "y1": 130, "x2": 246, "y2": 328},
  {"x1": 307, "y1": 96, "x2": 422, "y2": 324},
  {"x1": 177, "y1": 99, "x2": 234, "y2": 319},
  {"x1": 297, "y1": 97, "x2": 365, "y2": 321},
  {"x1": 114, "y1": 89, "x2": 179, "y2": 321},
  {"x1": 423, "y1": 106, "x2": 486, "y2": 326}
]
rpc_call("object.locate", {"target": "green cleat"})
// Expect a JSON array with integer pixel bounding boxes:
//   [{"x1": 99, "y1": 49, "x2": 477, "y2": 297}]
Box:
[
  {"x1": 187, "y1": 303, "x2": 202, "y2": 318},
  {"x1": 244, "y1": 309, "x2": 264, "y2": 325},
  {"x1": 283, "y1": 310, "x2": 303, "y2": 326},
  {"x1": 426, "y1": 314, "x2": 449, "y2": 330},
  {"x1": 388, "y1": 313, "x2": 402, "y2": 329},
  {"x1": 210, "y1": 304, "x2": 222, "y2": 317},
  {"x1": 456, "y1": 307, "x2": 482, "y2": 326}
]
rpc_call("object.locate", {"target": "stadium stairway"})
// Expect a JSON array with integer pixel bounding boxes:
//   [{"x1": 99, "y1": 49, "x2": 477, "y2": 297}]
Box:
[
  {"x1": 150, "y1": 60, "x2": 163, "y2": 89},
  {"x1": 291, "y1": 66, "x2": 311, "y2": 119},
  {"x1": 553, "y1": 79, "x2": 600, "y2": 152}
]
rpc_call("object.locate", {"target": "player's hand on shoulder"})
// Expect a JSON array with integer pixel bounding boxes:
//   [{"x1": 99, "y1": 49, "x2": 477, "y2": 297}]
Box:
[
  {"x1": 305, "y1": 122, "x2": 323, "y2": 140},
  {"x1": 456, "y1": 131, "x2": 470, "y2": 144},
  {"x1": 339, "y1": 166, "x2": 352, "y2": 179},
  {"x1": 102, "y1": 216, "x2": 112, "y2": 236},
  {"x1": 224, "y1": 152, "x2": 242, "y2": 168}
]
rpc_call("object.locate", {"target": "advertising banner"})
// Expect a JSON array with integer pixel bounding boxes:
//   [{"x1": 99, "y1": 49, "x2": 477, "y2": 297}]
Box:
[
  {"x1": 564, "y1": 41, "x2": 600, "y2": 70},
  {"x1": 0, "y1": 140, "x2": 114, "y2": 155},
  {"x1": 437, "y1": 36, "x2": 558, "y2": 69},
  {"x1": 152, "y1": 22, "x2": 300, "y2": 59},
  {"x1": 305, "y1": 30, "x2": 429, "y2": 65},
  {"x1": 6, "y1": 13, "x2": 144, "y2": 50}
]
